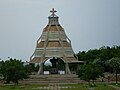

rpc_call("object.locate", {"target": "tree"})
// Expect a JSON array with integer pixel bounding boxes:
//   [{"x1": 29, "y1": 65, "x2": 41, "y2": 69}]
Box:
[
  {"x1": 34, "y1": 64, "x2": 40, "y2": 72},
  {"x1": 77, "y1": 45, "x2": 120, "y2": 73},
  {"x1": 57, "y1": 58, "x2": 65, "y2": 70},
  {"x1": 44, "y1": 65, "x2": 52, "y2": 71},
  {"x1": 77, "y1": 63, "x2": 104, "y2": 85},
  {"x1": 108, "y1": 57, "x2": 120, "y2": 84},
  {"x1": 0, "y1": 58, "x2": 29, "y2": 84}
]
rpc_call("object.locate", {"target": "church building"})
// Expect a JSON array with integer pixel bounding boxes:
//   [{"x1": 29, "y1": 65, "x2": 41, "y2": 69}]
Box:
[{"x1": 30, "y1": 8, "x2": 82, "y2": 75}]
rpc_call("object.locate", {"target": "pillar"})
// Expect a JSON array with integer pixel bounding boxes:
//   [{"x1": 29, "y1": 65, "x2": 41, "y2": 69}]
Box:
[
  {"x1": 37, "y1": 63, "x2": 44, "y2": 75},
  {"x1": 65, "y1": 63, "x2": 71, "y2": 74}
]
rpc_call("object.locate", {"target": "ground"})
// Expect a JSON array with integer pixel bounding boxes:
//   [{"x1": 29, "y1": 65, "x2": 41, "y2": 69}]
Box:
[{"x1": 0, "y1": 83, "x2": 119, "y2": 90}]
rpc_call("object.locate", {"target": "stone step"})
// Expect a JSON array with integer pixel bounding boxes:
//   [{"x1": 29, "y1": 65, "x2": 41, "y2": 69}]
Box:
[
  {"x1": 20, "y1": 74, "x2": 81, "y2": 84},
  {"x1": 20, "y1": 80, "x2": 81, "y2": 84},
  {"x1": 25, "y1": 78, "x2": 80, "y2": 81},
  {"x1": 30, "y1": 74, "x2": 78, "y2": 78}
]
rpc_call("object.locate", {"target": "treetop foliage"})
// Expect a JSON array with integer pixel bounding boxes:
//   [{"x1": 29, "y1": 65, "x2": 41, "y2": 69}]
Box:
[
  {"x1": 77, "y1": 62, "x2": 104, "y2": 82},
  {"x1": 0, "y1": 58, "x2": 39, "y2": 84},
  {"x1": 77, "y1": 45, "x2": 120, "y2": 62}
]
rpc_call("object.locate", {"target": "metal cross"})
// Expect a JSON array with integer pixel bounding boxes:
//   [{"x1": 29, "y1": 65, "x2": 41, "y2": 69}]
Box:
[{"x1": 50, "y1": 8, "x2": 57, "y2": 16}]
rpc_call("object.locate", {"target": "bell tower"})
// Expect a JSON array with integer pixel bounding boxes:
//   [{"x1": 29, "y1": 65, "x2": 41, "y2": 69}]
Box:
[{"x1": 30, "y1": 8, "x2": 81, "y2": 75}]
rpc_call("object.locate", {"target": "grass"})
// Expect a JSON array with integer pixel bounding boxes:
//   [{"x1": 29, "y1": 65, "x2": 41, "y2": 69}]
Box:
[
  {"x1": 111, "y1": 83, "x2": 120, "y2": 87},
  {"x1": 0, "y1": 84, "x2": 48, "y2": 90},
  {"x1": 61, "y1": 84, "x2": 116, "y2": 90},
  {"x1": 0, "y1": 83, "x2": 119, "y2": 90}
]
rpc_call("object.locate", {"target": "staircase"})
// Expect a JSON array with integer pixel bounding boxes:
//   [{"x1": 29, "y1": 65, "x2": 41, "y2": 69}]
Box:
[{"x1": 20, "y1": 74, "x2": 81, "y2": 84}]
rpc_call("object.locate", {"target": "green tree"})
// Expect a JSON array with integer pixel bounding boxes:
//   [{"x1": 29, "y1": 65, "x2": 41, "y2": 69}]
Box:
[
  {"x1": 44, "y1": 65, "x2": 52, "y2": 71},
  {"x1": 34, "y1": 64, "x2": 40, "y2": 72},
  {"x1": 0, "y1": 58, "x2": 28, "y2": 84},
  {"x1": 57, "y1": 58, "x2": 65, "y2": 70},
  {"x1": 77, "y1": 63, "x2": 104, "y2": 85},
  {"x1": 24, "y1": 63, "x2": 40, "y2": 74},
  {"x1": 77, "y1": 45, "x2": 120, "y2": 73},
  {"x1": 108, "y1": 57, "x2": 120, "y2": 84}
]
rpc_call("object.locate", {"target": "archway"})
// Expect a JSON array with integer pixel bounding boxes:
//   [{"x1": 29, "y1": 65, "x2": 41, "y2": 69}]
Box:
[{"x1": 43, "y1": 57, "x2": 65, "y2": 75}]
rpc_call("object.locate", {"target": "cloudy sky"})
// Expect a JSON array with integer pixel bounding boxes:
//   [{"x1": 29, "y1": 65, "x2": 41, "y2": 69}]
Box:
[{"x1": 0, "y1": 0, "x2": 120, "y2": 61}]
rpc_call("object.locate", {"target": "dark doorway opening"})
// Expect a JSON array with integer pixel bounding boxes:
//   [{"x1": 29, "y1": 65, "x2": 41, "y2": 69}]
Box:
[{"x1": 44, "y1": 57, "x2": 65, "y2": 74}]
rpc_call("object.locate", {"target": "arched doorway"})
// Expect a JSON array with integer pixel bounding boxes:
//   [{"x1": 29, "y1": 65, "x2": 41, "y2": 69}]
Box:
[{"x1": 43, "y1": 57, "x2": 65, "y2": 75}]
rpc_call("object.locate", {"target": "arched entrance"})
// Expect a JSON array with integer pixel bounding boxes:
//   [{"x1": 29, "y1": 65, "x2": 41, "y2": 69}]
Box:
[{"x1": 43, "y1": 57, "x2": 65, "y2": 75}]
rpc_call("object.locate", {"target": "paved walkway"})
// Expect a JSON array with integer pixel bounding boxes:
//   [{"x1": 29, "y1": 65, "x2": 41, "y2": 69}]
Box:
[{"x1": 48, "y1": 83, "x2": 60, "y2": 90}]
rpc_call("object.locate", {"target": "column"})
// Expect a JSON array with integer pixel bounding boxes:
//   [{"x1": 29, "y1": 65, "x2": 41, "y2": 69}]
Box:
[
  {"x1": 65, "y1": 63, "x2": 71, "y2": 74},
  {"x1": 37, "y1": 63, "x2": 44, "y2": 75}
]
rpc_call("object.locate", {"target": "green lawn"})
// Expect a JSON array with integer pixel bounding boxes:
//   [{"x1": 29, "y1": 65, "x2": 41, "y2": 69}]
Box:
[
  {"x1": 112, "y1": 83, "x2": 120, "y2": 87},
  {"x1": 61, "y1": 84, "x2": 116, "y2": 90},
  {"x1": 0, "y1": 83, "x2": 118, "y2": 90},
  {"x1": 0, "y1": 84, "x2": 48, "y2": 90}
]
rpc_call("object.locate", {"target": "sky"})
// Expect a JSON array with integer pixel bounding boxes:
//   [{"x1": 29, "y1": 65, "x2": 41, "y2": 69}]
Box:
[{"x1": 0, "y1": 0, "x2": 120, "y2": 61}]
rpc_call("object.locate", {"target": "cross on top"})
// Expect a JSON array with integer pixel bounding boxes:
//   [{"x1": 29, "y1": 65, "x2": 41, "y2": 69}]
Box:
[{"x1": 50, "y1": 8, "x2": 57, "y2": 16}]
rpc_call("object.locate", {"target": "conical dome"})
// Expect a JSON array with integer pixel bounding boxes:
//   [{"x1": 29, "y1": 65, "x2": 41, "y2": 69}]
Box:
[{"x1": 30, "y1": 8, "x2": 79, "y2": 63}]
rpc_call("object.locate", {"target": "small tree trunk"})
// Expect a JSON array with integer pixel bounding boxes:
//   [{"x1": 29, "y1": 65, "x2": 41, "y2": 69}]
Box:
[
  {"x1": 15, "y1": 80, "x2": 18, "y2": 85},
  {"x1": 92, "y1": 80, "x2": 95, "y2": 86},
  {"x1": 88, "y1": 81, "x2": 90, "y2": 86},
  {"x1": 115, "y1": 70, "x2": 118, "y2": 84},
  {"x1": 6, "y1": 80, "x2": 10, "y2": 84}
]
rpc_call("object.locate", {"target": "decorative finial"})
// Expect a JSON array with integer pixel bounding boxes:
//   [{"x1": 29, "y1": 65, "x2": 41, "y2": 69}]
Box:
[{"x1": 50, "y1": 8, "x2": 57, "y2": 16}]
